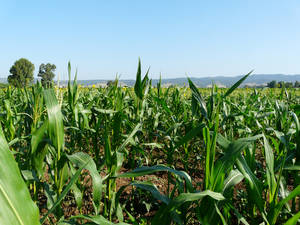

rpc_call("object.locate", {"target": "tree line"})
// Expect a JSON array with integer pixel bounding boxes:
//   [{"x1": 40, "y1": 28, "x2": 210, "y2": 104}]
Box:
[
  {"x1": 267, "y1": 80, "x2": 300, "y2": 88},
  {"x1": 5, "y1": 58, "x2": 300, "y2": 88},
  {"x1": 7, "y1": 58, "x2": 56, "y2": 88}
]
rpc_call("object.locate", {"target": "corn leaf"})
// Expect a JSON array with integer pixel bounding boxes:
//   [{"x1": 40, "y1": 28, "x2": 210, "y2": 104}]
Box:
[
  {"x1": 43, "y1": 89, "x2": 64, "y2": 158},
  {"x1": 67, "y1": 152, "x2": 103, "y2": 211},
  {"x1": 40, "y1": 160, "x2": 88, "y2": 224},
  {"x1": 284, "y1": 211, "x2": 300, "y2": 225},
  {"x1": 223, "y1": 71, "x2": 253, "y2": 98},
  {"x1": 117, "y1": 165, "x2": 193, "y2": 192},
  {"x1": 0, "y1": 126, "x2": 40, "y2": 225}
]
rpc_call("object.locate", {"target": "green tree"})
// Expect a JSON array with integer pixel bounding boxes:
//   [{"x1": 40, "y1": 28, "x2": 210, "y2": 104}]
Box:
[
  {"x1": 294, "y1": 81, "x2": 300, "y2": 88},
  {"x1": 38, "y1": 63, "x2": 56, "y2": 87},
  {"x1": 8, "y1": 58, "x2": 35, "y2": 87},
  {"x1": 285, "y1": 82, "x2": 293, "y2": 88},
  {"x1": 267, "y1": 80, "x2": 277, "y2": 88},
  {"x1": 278, "y1": 81, "x2": 285, "y2": 88}
]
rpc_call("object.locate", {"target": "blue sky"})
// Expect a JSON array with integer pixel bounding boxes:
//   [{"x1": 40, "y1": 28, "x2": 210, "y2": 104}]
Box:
[{"x1": 1, "y1": 0, "x2": 300, "y2": 80}]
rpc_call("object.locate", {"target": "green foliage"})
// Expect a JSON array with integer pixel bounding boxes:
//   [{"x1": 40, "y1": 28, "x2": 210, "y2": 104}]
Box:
[
  {"x1": 267, "y1": 80, "x2": 278, "y2": 88},
  {"x1": 0, "y1": 125, "x2": 40, "y2": 224},
  {"x1": 37, "y1": 63, "x2": 56, "y2": 88},
  {"x1": 8, "y1": 58, "x2": 34, "y2": 87},
  {"x1": 0, "y1": 60, "x2": 299, "y2": 224},
  {"x1": 267, "y1": 80, "x2": 299, "y2": 88}
]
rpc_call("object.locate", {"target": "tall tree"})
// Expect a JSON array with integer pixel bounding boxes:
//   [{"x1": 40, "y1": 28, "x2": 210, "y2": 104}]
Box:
[
  {"x1": 8, "y1": 58, "x2": 35, "y2": 87},
  {"x1": 38, "y1": 63, "x2": 56, "y2": 87},
  {"x1": 267, "y1": 80, "x2": 277, "y2": 88}
]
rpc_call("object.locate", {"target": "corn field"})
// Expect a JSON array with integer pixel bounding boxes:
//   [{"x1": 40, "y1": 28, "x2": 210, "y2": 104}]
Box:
[{"x1": 0, "y1": 61, "x2": 299, "y2": 225}]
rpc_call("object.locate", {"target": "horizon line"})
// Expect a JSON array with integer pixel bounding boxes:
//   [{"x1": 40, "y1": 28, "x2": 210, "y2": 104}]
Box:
[{"x1": 0, "y1": 73, "x2": 300, "y2": 81}]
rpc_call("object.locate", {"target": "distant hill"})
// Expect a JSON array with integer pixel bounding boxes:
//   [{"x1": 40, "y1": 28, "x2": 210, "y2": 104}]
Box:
[
  {"x1": 62, "y1": 74, "x2": 300, "y2": 87},
  {"x1": 163, "y1": 74, "x2": 300, "y2": 87},
  {"x1": 0, "y1": 74, "x2": 299, "y2": 87}
]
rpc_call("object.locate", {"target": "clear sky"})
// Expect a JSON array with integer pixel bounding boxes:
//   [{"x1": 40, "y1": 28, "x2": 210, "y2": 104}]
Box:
[{"x1": 1, "y1": 0, "x2": 300, "y2": 80}]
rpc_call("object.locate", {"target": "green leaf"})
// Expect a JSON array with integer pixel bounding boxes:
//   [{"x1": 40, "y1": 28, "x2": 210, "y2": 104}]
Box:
[
  {"x1": 117, "y1": 165, "x2": 193, "y2": 192},
  {"x1": 134, "y1": 58, "x2": 142, "y2": 99},
  {"x1": 284, "y1": 211, "x2": 300, "y2": 225},
  {"x1": 67, "y1": 152, "x2": 103, "y2": 211},
  {"x1": 31, "y1": 120, "x2": 48, "y2": 154},
  {"x1": 223, "y1": 71, "x2": 253, "y2": 98},
  {"x1": 40, "y1": 160, "x2": 88, "y2": 224},
  {"x1": 223, "y1": 169, "x2": 244, "y2": 194},
  {"x1": 236, "y1": 155, "x2": 265, "y2": 216},
  {"x1": 0, "y1": 126, "x2": 40, "y2": 225},
  {"x1": 94, "y1": 108, "x2": 117, "y2": 114},
  {"x1": 43, "y1": 89, "x2": 64, "y2": 159},
  {"x1": 141, "y1": 67, "x2": 150, "y2": 91},
  {"x1": 131, "y1": 181, "x2": 170, "y2": 204},
  {"x1": 31, "y1": 121, "x2": 49, "y2": 176},
  {"x1": 61, "y1": 214, "x2": 130, "y2": 225},
  {"x1": 215, "y1": 202, "x2": 228, "y2": 225},
  {"x1": 263, "y1": 135, "x2": 276, "y2": 202},
  {"x1": 269, "y1": 185, "x2": 300, "y2": 224},
  {"x1": 283, "y1": 165, "x2": 300, "y2": 170},
  {"x1": 104, "y1": 134, "x2": 112, "y2": 168},
  {"x1": 175, "y1": 123, "x2": 205, "y2": 149},
  {"x1": 213, "y1": 135, "x2": 262, "y2": 190},
  {"x1": 117, "y1": 123, "x2": 141, "y2": 154},
  {"x1": 71, "y1": 182, "x2": 83, "y2": 209},
  {"x1": 188, "y1": 78, "x2": 208, "y2": 119},
  {"x1": 152, "y1": 190, "x2": 224, "y2": 225}
]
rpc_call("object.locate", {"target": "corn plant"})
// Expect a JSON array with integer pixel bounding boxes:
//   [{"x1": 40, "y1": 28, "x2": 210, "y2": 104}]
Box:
[{"x1": 0, "y1": 61, "x2": 299, "y2": 224}]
